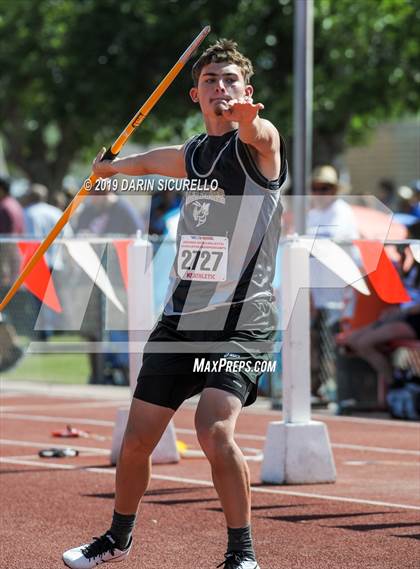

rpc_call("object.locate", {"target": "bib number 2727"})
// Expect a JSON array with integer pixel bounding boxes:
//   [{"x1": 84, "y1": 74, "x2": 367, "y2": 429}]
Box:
[{"x1": 177, "y1": 235, "x2": 228, "y2": 282}]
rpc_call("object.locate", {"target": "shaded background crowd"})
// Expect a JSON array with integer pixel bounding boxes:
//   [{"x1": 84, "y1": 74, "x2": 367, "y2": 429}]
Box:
[{"x1": 0, "y1": 0, "x2": 419, "y2": 419}]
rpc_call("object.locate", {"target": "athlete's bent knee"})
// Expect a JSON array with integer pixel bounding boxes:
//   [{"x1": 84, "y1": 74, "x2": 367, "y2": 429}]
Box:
[
  {"x1": 121, "y1": 429, "x2": 156, "y2": 459},
  {"x1": 196, "y1": 421, "x2": 234, "y2": 462}
]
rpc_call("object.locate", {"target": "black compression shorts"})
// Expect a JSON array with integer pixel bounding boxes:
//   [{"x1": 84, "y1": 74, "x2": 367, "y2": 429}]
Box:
[{"x1": 134, "y1": 300, "x2": 277, "y2": 411}]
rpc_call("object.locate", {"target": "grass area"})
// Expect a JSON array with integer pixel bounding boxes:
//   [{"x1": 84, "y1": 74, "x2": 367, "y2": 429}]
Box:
[{"x1": 0, "y1": 335, "x2": 89, "y2": 384}]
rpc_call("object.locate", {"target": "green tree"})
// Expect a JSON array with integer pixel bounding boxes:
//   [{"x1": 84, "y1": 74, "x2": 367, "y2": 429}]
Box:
[
  {"x1": 0, "y1": 0, "x2": 419, "y2": 190},
  {"x1": 220, "y1": 0, "x2": 420, "y2": 164},
  {"x1": 312, "y1": 0, "x2": 420, "y2": 162},
  {"x1": 0, "y1": 0, "x2": 235, "y2": 190}
]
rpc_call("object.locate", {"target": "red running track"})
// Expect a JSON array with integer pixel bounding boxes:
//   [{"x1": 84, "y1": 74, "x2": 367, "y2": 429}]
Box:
[{"x1": 1, "y1": 388, "x2": 419, "y2": 569}]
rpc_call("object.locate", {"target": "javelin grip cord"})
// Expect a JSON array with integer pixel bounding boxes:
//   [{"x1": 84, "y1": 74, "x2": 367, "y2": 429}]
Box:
[{"x1": 101, "y1": 147, "x2": 120, "y2": 161}]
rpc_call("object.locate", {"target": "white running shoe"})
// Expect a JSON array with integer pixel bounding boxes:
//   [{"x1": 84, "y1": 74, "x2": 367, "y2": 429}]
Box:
[
  {"x1": 63, "y1": 532, "x2": 132, "y2": 568},
  {"x1": 217, "y1": 552, "x2": 260, "y2": 568}
]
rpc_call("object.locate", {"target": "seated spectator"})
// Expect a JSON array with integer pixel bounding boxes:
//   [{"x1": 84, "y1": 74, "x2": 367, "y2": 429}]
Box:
[
  {"x1": 341, "y1": 304, "x2": 420, "y2": 385},
  {"x1": 400, "y1": 221, "x2": 420, "y2": 306}
]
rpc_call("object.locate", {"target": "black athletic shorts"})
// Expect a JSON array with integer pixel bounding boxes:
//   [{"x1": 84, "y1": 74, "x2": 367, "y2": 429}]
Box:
[{"x1": 134, "y1": 299, "x2": 277, "y2": 410}]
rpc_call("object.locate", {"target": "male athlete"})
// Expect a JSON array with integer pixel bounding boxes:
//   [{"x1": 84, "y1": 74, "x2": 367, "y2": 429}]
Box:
[{"x1": 63, "y1": 39, "x2": 287, "y2": 569}]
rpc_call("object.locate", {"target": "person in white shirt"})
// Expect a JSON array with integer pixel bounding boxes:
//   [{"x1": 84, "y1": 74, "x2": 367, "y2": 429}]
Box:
[
  {"x1": 307, "y1": 165, "x2": 358, "y2": 241},
  {"x1": 307, "y1": 165, "x2": 360, "y2": 400},
  {"x1": 22, "y1": 183, "x2": 73, "y2": 338},
  {"x1": 23, "y1": 183, "x2": 73, "y2": 270}
]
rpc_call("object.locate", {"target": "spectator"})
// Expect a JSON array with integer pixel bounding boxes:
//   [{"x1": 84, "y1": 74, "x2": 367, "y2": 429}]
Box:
[
  {"x1": 341, "y1": 304, "x2": 420, "y2": 386},
  {"x1": 307, "y1": 165, "x2": 359, "y2": 241},
  {"x1": 409, "y1": 180, "x2": 420, "y2": 219},
  {"x1": 23, "y1": 183, "x2": 73, "y2": 268},
  {"x1": 396, "y1": 185, "x2": 415, "y2": 215},
  {"x1": 307, "y1": 165, "x2": 360, "y2": 401},
  {"x1": 22, "y1": 183, "x2": 73, "y2": 338},
  {"x1": 0, "y1": 176, "x2": 24, "y2": 371},
  {"x1": 377, "y1": 178, "x2": 396, "y2": 210},
  {"x1": 0, "y1": 176, "x2": 25, "y2": 235},
  {"x1": 50, "y1": 190, "x2": 70, "y2": 211},
  {"x1": 75, "y1": 193, "x2": 144, "y2": 236},
  {"x1": 400, "y1": 221, "x2": 420, "y2": 306},
  {"x1": 74, "y1": 193, "x2": 144, "y2": 385},
  {"x1": 149, "y1": 190, "x2": 181, "y2": 235}
]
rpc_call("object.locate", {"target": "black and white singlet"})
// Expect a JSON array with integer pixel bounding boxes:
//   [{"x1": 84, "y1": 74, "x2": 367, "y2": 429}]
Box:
[{"x1": 163, "y1": 129, "x2": 288, "y2": 317}]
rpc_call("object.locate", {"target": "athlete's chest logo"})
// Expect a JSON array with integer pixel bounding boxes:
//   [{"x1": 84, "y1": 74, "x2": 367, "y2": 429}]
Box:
[{"x1": 192, "y1": 201, "x2": 210, "y2": 227}]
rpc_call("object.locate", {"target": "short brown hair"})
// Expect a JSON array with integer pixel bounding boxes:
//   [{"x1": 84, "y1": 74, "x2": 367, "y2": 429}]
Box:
[{"x1": 192, "y1": 39, "x2": 254, "y2": 86}]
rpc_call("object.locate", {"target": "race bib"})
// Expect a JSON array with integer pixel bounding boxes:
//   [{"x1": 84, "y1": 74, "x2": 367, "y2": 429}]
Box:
[{"x1": 177, "y1": 235, "x2": 228, "y2": 282}]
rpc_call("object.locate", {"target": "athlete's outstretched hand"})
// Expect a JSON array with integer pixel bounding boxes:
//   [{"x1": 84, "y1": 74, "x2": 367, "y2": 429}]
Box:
[
  {"x1": 92, "y1": 147, "x2": 117, "y2": 178},
  {"x1": 222, "y1": 97, "x2": 264, "y2": 123}
]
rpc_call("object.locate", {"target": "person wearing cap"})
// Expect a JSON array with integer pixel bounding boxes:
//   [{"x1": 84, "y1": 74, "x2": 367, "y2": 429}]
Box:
[
  {"x1": 307, "y1": 165, "x2": 359, "y2": 402},
  {"x1": 308, "y1": 165, "x2": 358, "y2": 239}
]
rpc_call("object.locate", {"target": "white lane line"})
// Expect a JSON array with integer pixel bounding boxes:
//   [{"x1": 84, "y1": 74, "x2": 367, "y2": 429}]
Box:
[
  {"x1": 0, "y1": 438, "x2": 261, "y2": 457},
  {"x1": 179, "y1": 448, "x2": 262, "y2": 461},
  {"x1": 244, "y1": 407, "x2": 420, "y2": 428},
  {"x1": 0, "y1": 401, "x2": 126, "y2": 412},
  {"x1": 0, "y1": 457, "x2": 77, "y2": 470},
  {"x1": 152, "y1": 474, "x2": 420, "y2": 511},
  {"x1": 344, "y1": 460, "x2": 420, "y2": 467},
  {"x1": 241, "y1": 407, "x2": 420, "y2": 428},
  {"x1": 250, "y1": 485, "x2": 420, "y2": 511},
  {"x1": 332, "y1": 443, "x2": 420, "y2": 456},
  {"x1": 3, "y1": 454, "x2": 44, "y2": 460},
  {"x1": 0, "y1": 413, "x2": 114, "y2": 427},
  {"x1": 0, "y1": 439, "x2": 109, "y2": 455},
  {"x1": 0, "y1": 392, "x2": 28, "y2": 399},
  {"x1": 2, "y1": 417, "x2": 419, "y2": 456},
  {"x1": 4, "y1": 452, "x2": 105, "y2": 460},
  {"x1": 313, "y1": 413, "x2": 420, "y2": 429},
  {"x1": 242, "y1": 447, "x2": 263, "y2": 454},
  {"x1": 1, "y1": 388, "x2": 418, "y2": 428},
  {"x1": 178, "y1": 428, "x2": 420, "y2": 456},
  {"x1": 177, "y1": 427, "x2": 265, "y2": 441},
  {"x1": 285, "y1": 441, "x2": 420, "y2": 457},
  {"x1": 1, "y1": 457, "x2": 419, "y2": 512}
]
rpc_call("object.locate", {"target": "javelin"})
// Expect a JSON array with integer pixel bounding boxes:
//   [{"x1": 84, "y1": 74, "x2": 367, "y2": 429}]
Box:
[{"x1": 0, "y1": 25, "x2": 210, "y2": 312}]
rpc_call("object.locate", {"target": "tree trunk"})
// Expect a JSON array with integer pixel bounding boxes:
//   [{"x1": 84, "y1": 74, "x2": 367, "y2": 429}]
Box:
[
  {"x1": 4, "y1": 130, "x2": 76, "y2": 197},
  {"x1": 312, "y1": 129, "x2": 346, "y2": 167}
]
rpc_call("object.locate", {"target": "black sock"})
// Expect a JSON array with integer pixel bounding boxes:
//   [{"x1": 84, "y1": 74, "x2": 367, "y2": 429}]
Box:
[
  {"x1": 109, "y1": 510, "x2": 136, "y2": 550},
  {"x1": 227, "y1": 525, "x2": 255, "y2": 560}
]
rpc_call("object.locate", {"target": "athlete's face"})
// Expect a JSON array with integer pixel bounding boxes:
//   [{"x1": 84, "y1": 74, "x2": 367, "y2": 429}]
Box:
[{"x1": 190, "y1": 62, "x2": 253, "y2": 117}]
